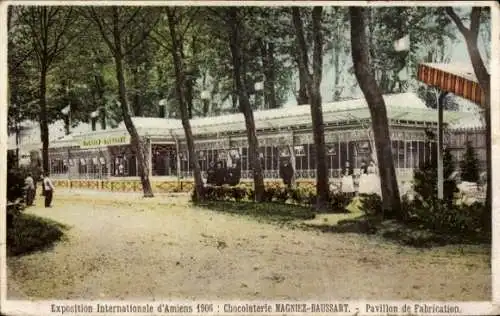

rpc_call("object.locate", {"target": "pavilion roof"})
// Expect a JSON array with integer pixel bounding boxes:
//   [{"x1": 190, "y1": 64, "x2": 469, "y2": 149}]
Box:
[{"x1": 46, "y1": 92, "x2": 474, "y2": 147}]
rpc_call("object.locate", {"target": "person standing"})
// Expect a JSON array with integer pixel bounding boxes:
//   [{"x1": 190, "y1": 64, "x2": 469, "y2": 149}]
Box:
[
  {"x1": 206, "y1": 161, "x2": 216, "y2": 185},
  {"x1": 227, "y1": 161, "x2": 241, "y2": 186},
  {"x1": 341, "y1": 161, "x2": 355, "y2": 197},
  {"x1": 42, "y1": 173, "x2": 55, "y2": 208},
  {"x1": 358, "y1": 161, "x2": 369, "y2": 195},
  {"x1": 279, "y1": 158, "x2": 294, "y2": 189},
  {"x1": 24, "y1": 173, "x2": 35, "y2": 206},
  {"x1": 366, "y1": 161, "x2": 381, "y2": 196},
  {"x1": 214, "y1": 161, "x2": 226, "y2": 186}
]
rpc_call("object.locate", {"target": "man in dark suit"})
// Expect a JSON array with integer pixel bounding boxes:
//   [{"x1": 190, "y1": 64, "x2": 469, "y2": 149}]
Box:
[
  {"x1": 227, "y1": 161, "x2": 241, "y2": 186},
  {"x1": 279, "y1": 159, "x2": 294, "y2": 189},
  {"x1": 206, "y1": 161, "x2": 216, "y2": 185},
  {"x1": 214, "y1": 161, "x2": 226, "y2": 186}
]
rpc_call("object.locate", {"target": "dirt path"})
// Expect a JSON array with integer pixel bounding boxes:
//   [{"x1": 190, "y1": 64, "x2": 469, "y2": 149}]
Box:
[{"x1": 7, "y1": 191, "x2": 491, "y2": 300}]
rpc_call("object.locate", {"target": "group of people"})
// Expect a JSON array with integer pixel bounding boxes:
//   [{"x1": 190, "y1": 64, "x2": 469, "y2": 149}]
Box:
[
  {"x1": 206, "y1": 161, "x2": 242, "y2": 186},
  {"x1": 24, "y1": 173, "x2": 55, "y2": 208},
  {"x1": 341, "y1": 160, "x2": 381, "y2": 196}
]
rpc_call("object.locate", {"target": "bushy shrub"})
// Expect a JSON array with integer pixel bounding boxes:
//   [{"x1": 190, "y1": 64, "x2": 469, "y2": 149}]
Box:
[
  {"x1": 328, "y1": 191, "x2": 352, "y2": 212},
  {"x1": 460, "y1": 141, "x2": 480, "y2": 183},
  {"x1": 7, "y1": 165, "x2": 29, "y2": 203},
  {"x1": 405, "y1": 198, "x2": 489, "y2": 237},
  {"x1": 413, "y1": 147, "x2": 458, "y2": 206},
  {"x1": 358, "y1": 193, "x2": 383, "y2": 216},
  {"x1": 7, "y1": 213, "x2": 67, "y2": 256},
  {"x1": 193, "y1": 183, "x2": 355, "y2": 214}
]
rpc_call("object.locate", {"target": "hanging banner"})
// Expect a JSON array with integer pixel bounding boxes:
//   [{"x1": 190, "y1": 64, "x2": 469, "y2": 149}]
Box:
[{"x1": 80, "y1": 135, "x2": 130, "y2": 148}]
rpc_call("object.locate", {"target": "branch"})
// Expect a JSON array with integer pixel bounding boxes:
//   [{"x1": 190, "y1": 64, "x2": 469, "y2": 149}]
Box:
[
  {"x1": 24, "y1": 8, "x2": 44, "y2": 60},
  {"x1": 47, "y1": 8, "x2": 77, "y2": 66},
  {"x1": 149, "y1": 31, "x2": 173, "y2": 52},
  {"x1": 291, "y1": 7, "x2": 311, "y2": 83},
  {"x1": 122, "y1": 12, "x2": 162, "y2": 56},
  {"x1": 180, "y1": 7, "x2": 201, "y2": 40},
  {"x1": 87, "y1": 7, "x2": 117, "y2": 55},
  {"x1": 119, "y1": 7, "x2": 141, "y2": 34},
  {"x1": 445, "y1": 7, "x2": 470, "y2": 37}
]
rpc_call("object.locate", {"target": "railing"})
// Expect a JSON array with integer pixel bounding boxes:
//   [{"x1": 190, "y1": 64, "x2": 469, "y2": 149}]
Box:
[{"x1": 51, "y1": 167, "x2": 418, "y2": 181}]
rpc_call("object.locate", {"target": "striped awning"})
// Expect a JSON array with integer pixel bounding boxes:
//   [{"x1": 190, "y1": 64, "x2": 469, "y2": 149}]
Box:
[{"x1": 417, "y1": 63, "x2": 487, "y2": 107}]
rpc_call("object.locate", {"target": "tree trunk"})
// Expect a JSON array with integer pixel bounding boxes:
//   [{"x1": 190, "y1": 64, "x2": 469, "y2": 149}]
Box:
[
  {"x1": 296, "y1": 54, "x2": 309, "y2": 105},
  {"x1": 166, "y1": 8, "x2": 204, "y2": 202},
  {"x1": 94, "y1": 73, "x2": 107, "y2": 129},
  {"x1": 261, "y1": 41, "x2": 278, "y2": 109},
  {"x1": 349, "y1": 7, "x2": 402, "y2": 219},
  {"x1": 229, "y1": 7, "x2": 264, "y2": 202},
  {"x1": 446, "y1": 7, "x2": 491, "y2": 213},
  {"x1": 186, "y1": 72, "x2": 194, "y2": 119},
  {"x1": 132, "y1": 67, "x2": 143, "y2": 116},
  {"x1": 39, "y1": 66, "x2": 50, "y2": 175},
  {"x1": 114, "y1": 56, "x2": 154, "y2": 198},
  {"x1": 292, "y1": 7, "x2": 329, "y2": 210}
]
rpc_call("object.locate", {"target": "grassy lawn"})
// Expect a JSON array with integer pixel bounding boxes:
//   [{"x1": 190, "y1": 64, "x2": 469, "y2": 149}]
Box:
[
  {"x1": 7, "y1": 213, "x2": 68, "y2": 257},
  {"x1": 196, "y1": 197, "x2": 491, "y2": 248},
  {"x1": 194, "y1": 200, "x2": 316, "y2": 225}
]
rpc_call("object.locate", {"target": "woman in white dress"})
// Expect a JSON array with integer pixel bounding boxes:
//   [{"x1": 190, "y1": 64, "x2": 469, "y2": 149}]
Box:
[
  {"x1": 357, "y1": 161, "x2": 370, "y2": 195},
  {"x1": 341, "y1": 161, "x2": 355, "y2": 197},
  {"x1": 366, "y1": 161, "x2": 381, "y2": 196}
]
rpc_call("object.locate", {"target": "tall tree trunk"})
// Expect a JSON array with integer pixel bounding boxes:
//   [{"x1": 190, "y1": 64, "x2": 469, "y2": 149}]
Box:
[
  {"x1": 349, "y1": 7, "x2": 402, "y2": 219},
  {"x1": 132, "y1": 67, "x2": 143, "y2": 116},
  {"x1": 114, "y1": 54, "x2": 153, "y2": 197},
  {"x1": 111, "y1": 9, "x2": 153, "y2": 198},
  {"x1": 39, "y1": 66, "x2": 50, "y2": 174},
  {"x1": 231, "y1": 77, "x2": 238, "y2": 110},
  {"x1": 94, "y1": 72, "x2": 107, "y2": 129},
  {"x1": 261, "y1": 41, "x2": 278, "y2": 109},
  {"x1": 166, "y1": 8, "x2": 204, "y2": 202},
  {"x1": 292, "y1": 7, "x2": 329, "y2": 210},
  {"x1": 446, "y1": 7, "x2": 491, "y2": 214},
  {"x1": 295, "y1": 53, "x2": 309, "y2": 105},
  {"x1": 229, "y1": 8, "x2": 264, "y2": 202},
  {"x1": 333, "y1": 41, "x2": 341, "y2": 101},
  {"x1": 201, "y1": 72, "x2": 210, "y2": 116},
  {"x1": 186, "y1": 71, "x2": 194, "y2": 119}
]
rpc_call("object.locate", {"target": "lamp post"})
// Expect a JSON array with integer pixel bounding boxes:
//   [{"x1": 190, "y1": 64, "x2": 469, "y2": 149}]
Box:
[
  {"x1": 159, "y1": 99, "x2": 168, "y2": 118},
  {"x1": 90, "y1": 110, "x2": 99, "y2": 131},
  {"x1": 201, "y1": 90, "x2": 210, "y2": 116}
]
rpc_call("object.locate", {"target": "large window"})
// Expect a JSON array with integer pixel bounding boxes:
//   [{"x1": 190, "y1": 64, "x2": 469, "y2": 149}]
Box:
[
  {"x1": 339, "y1": 142, "x2": 349, "y2": 169},
  {"x1": 417, "y1": 141, "x2": 426, "y2": 168},
  {"x1": 50, "y1": 158, "x2": 67, "y2": 175},
  {"x1": 326, "y1": 143, "x2": 339, "y2": 170},
  {"x1": 111, "y1": 155, "x2": 137, "y2": 177},
  {"x1": 152, "y1": 145, "x2": 177, "y2": 176},
  {"x1": 294, "y1": 145, "x2": 307, "y2": 170},
  {"x1": 78, "y1": 158, "x2": 88, "y2": 175}
]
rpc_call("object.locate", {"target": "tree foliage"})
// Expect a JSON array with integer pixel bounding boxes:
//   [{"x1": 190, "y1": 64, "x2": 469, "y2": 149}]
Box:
[{"x1": 460, "y1": 141, "x2": 479, "y2": 183}]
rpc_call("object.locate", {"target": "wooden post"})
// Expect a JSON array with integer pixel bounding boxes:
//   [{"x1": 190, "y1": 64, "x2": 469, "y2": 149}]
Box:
[
  {"x1": 147, "y1": 137, "x2": 153, "y2": 179},
  {"x1": 437, "y1": 91, "x2": 448, "y2": 200},
  {"x1": 289, "y1": 131, "x2": 296, "y2": 187}
]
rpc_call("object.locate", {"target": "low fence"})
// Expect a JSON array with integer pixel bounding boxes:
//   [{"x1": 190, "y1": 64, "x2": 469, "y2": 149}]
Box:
[{"x1": 51, "y1": 173, "x2": 415, "y2": 194}]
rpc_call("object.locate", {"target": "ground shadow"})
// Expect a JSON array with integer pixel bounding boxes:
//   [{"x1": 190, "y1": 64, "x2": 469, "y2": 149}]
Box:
[
  {"x1": 7, "y1": 213, "x2": 68, "y2": 257},
  {"x1": 300, "y1": 214, "x2": 491, "y2": 248},
  {"x1": 194, "y1": 200, "x2": 316, "y2": 224}
]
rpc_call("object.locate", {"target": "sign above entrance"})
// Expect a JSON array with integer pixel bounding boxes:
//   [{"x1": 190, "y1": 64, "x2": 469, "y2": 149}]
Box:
[{"x1": 80, "y1": 135, "x2": 130, "y2": 148}]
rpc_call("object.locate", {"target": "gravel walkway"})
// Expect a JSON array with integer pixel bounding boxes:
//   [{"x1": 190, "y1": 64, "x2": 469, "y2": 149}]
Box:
[{"x1": 7, "y1": 190, "x2": 491, "y2": 300}]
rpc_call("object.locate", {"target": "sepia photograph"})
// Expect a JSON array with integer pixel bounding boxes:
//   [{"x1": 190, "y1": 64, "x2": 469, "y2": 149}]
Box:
[{"x1": 2, "y1": 0, "x2": 497, "y2": 313}]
